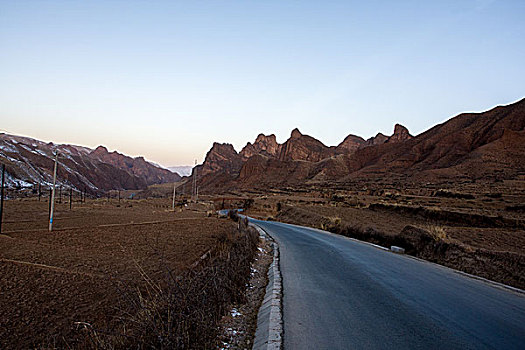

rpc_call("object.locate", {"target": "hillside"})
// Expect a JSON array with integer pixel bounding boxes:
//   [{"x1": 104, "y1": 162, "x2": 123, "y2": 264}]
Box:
[{"x1": 0, "y1": 134, "x2": 181, "y2": 193}]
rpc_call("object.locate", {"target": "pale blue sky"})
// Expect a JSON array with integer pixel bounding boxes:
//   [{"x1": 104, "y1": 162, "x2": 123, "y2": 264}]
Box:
[{"x1": 1, "y1": 0, "x2": 524, "y2": 166}]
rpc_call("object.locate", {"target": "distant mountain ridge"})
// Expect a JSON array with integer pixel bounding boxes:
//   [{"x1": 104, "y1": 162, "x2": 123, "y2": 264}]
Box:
[
  {"x1": 0, "y1": 134, "x2": 181, "y2": 193},
  {"x1": 168, "y1": 166, "x2": 193, "y2": 177},
  {"x1": 193, "y1": 99, "x2": 525, "y2": 191}
]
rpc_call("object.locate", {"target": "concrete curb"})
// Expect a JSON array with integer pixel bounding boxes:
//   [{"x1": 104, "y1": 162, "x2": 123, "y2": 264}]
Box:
[{"x1": 251, "y1": 223, "x2": 283, "y2": 350}]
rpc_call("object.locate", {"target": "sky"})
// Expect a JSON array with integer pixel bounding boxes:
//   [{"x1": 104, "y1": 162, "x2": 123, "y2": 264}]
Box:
[{"x1": 1, "y1": 0, "x2": 524, "y2": 167}]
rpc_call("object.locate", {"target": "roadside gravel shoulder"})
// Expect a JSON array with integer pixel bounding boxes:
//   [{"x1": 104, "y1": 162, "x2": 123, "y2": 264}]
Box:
[{"x1": 251, "y1": 223, "x2": 283, "y2": 350}]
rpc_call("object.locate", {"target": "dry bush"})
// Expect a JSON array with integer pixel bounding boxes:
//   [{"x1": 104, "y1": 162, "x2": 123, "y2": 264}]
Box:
[
  {"x1": 320, "y1": 216, "x2": 342, "y2": 231},
  {"x1": 423, "y1": 224, "x2": 449, "y2": 242},
  {"x1": 228, "y1": 209, "x2": 240, "y2": 222}
]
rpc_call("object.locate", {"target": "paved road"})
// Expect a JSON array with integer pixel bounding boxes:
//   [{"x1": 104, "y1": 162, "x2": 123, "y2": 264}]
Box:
[{"x1": 252, "y1": 219, "x2": 525, "y2": 350}]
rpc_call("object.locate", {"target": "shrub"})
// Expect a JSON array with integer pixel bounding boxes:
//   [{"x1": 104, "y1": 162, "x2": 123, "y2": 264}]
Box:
[
  {"x1": 228, "y1": 209, "x2": 240, "y2": 222},
  {"x1": 422, "y1": 224, "x2": 448, "y2": 242},
  {"x1": 243, "y1": 198, "x2": 254, "y2": 209}
]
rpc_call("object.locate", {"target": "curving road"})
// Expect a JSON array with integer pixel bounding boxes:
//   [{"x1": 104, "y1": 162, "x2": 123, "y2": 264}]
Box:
[{"x1": 252, "y1": 219, "x2": 525, "y2": 350}]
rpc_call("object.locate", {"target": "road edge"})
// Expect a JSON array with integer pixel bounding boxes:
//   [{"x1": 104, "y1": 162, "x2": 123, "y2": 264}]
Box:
[{"x1": 250, "y1": 223, "x2": 283, "y2": 350}]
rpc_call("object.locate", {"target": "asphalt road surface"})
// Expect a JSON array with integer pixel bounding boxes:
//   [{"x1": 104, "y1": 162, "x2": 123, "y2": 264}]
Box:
[{"x1": 252, "y1": 219, "x2": 525, "y2": 350}]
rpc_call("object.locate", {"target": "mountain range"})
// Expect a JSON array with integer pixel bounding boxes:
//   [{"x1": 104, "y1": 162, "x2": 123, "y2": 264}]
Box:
[
  {"x1": 193, "y1": 98, "x2": 525, "y2": 192},
  {"x1": 0, "y1": 134, "x2": 181, "y2": 193},
  {"x1": 3, "y1": 98, "x2": 523, "y2": 195}
]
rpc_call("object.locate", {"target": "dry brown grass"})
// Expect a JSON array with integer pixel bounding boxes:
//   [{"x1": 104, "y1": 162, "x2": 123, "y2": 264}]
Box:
[
  {"x1": 81, "y1": 220, "x2": 259, "y2": 349},
  {"x1": 320, "y1": 216, "x2": 342, "y2": 231},
  {"x1": 422, "y1": 224, "x2": 449, "y2": 242}
]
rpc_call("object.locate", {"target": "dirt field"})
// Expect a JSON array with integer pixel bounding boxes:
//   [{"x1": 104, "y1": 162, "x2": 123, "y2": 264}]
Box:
[
  {"x1": 243, "y1": 182, "x2": 525, "y2": 254},
  {"x1": 0, "y1": 197, "x2": 236, "y2": 349}
]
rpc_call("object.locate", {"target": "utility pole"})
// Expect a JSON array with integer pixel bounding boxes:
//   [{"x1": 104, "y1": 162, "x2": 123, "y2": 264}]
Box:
[
  {"x1": 49, "y1": 151, "x2": 58, "y2": 231},
  {"x1": 172, "y1": 183, "x2": 176, "y2": 211},
  {"x1": 38, "y1": 183, "x2": 41, "y2": 201},
  {"x1": 69, "y1": 187, "x2": 72, "y2": 210},
  {"x1": 0, "y1": 164, "x2": 5, "y2": 234},
  {"x1": 192, "y1": 159, "x2": 198, "y2": 202}
]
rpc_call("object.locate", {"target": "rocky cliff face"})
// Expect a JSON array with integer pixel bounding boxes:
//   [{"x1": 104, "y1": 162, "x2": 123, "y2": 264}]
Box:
[
  {"x1": 198, "y1": 142, "x2": 243, "y2": 176},
  {"x1": 387, "y1": 124, "x2": 413, "y2": 143},
  {"x1": 278, "y1": 128, "x2": 335, "y2": 162},
  {"x1": 360, "y1": 124, "x2": 412, "y2": 147},
  {"x1": 0, "y1": 134, "x2": 180, "y2": 193},
  {"x1": 336, "y1": 134, "x2": 366, "y2": 154},
  {"x1": 195, "y1": 98, "x2": 525, "y2": 192},
  {"x1": 240, "y1": 134, "x2": 281, "y2": 159},
  {"x1": 365, "y1": 133, "x2": 389, "y2": 146}
]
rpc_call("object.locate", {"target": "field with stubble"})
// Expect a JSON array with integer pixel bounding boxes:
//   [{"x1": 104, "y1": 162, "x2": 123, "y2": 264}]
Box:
[{"x1": 0, "y1": 197, "x2": 236, "y2": 349}]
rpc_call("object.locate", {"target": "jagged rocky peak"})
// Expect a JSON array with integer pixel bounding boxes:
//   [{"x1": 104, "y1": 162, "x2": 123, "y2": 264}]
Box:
[
  {"x1": 336, "y1": 134, "x2": 366, "y2": 154},
  {"x1": 255, "y1": 133, "x2": 276, "y2": 143},
  {"x1": 388, "y1": 124, "x2": 413, "y2": 143},
  {"x1": 240, "y1": 133, "x2": 281, "y2": 159},
  {"x1": 200, "y1": 142, "x2": 243, "y2": 176},
  {"x1": 291, "y1": 128, "x2": 303, "y2": 139},
  {"x1": 91, "y1": 145, "x2": 109, "y2": 154},
  {"x1": 279, "y1": 128, "x2": 334, "y2": 162},
  {"x1": 394, "y1": 123, "x2": 409, "y2": 134},
  {"x1": 365, "y1": 133, "x2": 389, "y2": 146},
  {"x1": 209, "y1": 142, "x2": 238, "y2": 156}
]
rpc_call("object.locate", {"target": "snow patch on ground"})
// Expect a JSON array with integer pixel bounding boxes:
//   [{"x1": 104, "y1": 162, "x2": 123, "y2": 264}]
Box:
[
  {"x1": 231, "y1": 308, "x2": 242, "y2": 317},
  {"x1": 18, "y1": 143, "x2": 33, "y2": 152},
  {"x1": 0, "y1": 144, "x2": 18, "y2": 153},
  {"x1": 34, "y1": 149, "x2": 48, "y2": 157}
]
